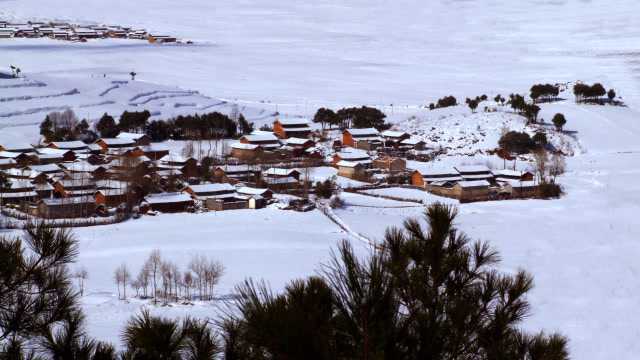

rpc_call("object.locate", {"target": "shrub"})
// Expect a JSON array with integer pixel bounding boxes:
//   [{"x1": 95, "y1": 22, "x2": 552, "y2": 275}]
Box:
[
  {"x1": 538, "y1": 182, "x2": 562, "y2": 198},
  {"x1": 498, "y1": 131, "x2": 535, "y2": 154},
  {"x1": 436, "y1": 95, "x2": 457, "y2": 108},
  {"x1": 532, "y1": 132, "x2": 548, "y2": 147}
]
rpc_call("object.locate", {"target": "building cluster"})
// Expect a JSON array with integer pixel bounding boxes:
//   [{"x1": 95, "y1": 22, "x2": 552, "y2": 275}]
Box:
[
  {"x1": 0, "y1": 113, "x2": 544, "y2": 220},
  {"x1": 411, "y1": 165, "x2": 537, "y2": 202},
  {"x1": 0, "y1": 20, "x2": 178, "y2": 43}
]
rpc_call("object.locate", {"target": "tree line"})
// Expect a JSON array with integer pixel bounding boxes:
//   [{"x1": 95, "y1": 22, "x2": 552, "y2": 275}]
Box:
[
  {"x1": 1, "y1": 207, "x2": 570, "y2": 359},
  {"x1": 573, "y1": 82, "x2": 616, "y2": 104},
  {"x1": 313, "y1": 106, "x2": 390, "y2": 130}
]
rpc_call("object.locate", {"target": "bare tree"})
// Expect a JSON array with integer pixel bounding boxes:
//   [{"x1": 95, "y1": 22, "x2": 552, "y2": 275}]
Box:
[
  {"x1": 533, "y1": 149, "x2": 549, "y2": 184},
  {"x1": 145, "y1": 249, "x2": 162, "y2": 304},
  {"x1": 136, "y1": 263, "x2": 151, "y2": 298},
  {"x1": 549, "y1": 152, "x2": 565, "y2": 183},
  {"x1": 189, "y1": 254, "x2": 207, "y2": 300},
  {"x1": 73, "y1": 267, "x2": 89, "y2": 296},
  {"x1": 204, "y1": 260, "x2": 224, "y2": 301},
  {"x1": 183, "y1": 272, "x2": 194, "y2": 300},
  {"x1": 114, "y1": 263, "x2": 130, "y2": 300}
]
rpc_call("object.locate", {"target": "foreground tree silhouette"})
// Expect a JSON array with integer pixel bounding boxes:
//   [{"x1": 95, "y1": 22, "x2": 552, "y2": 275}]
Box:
[
  {"x1": 224, "y1": 203, "x2": 569, "y2": 359},
  {"x1": 0, "y1": 223, "x2": 114, "y2": 358},
  {"x1": 121, "y1": 310, "x2": 219, "y2": 359}
]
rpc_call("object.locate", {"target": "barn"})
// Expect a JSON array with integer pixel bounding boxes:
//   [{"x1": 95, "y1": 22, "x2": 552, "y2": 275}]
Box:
[
  {"x1": 342, "y1": 128, "x2": 382, "y2": 150},
  {"x1": 143, "y1": 193, "x2": 194, "y2": 213},
  {"x1": 37, "y1": 197, "x2": 96, "y2": 219}
]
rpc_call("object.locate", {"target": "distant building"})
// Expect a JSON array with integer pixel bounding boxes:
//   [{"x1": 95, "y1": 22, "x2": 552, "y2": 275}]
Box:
[
  {"x1": 342, "y1": 128, "x2": 382, "y2": 150},
  {"x1": 273, "y1": 118, "x2": 312, "y2": 139},
  {"x1": 143, "y1": 192, "x2": 193, "y2": 213}
]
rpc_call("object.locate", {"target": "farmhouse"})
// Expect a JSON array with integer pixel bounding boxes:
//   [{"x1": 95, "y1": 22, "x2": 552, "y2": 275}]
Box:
[
  {"x1": 381, "y1": 130, "x2": 411, "y2": 146},
  {"x1": 337, "y1": 161, "x2": 366, "y2": 180},
  {"x1": 454, "y1": 165, "x2": 494, "y2": 181},
  {"x1": 0, "y1": 159, "x2": 17, "y2": 170},
  {"x1": 0, "y1": 141, "x2": 34, "y2": 153},
  {"x1": 230, "y1": 143, "x2": 263, "y2": 161},
  {"x1": 48, "y1": 141, "x2": 89, "y2": 152},
  {"x1": 399, "y1": 137, "x2": 427, "y2": 151},
  {"x1": 1, "y1": 179, "x2": 37, "y2": 205},
  {"x1": 342, "y1": 128, "x2": 383, "y2": 150},
  {"x1": 37, "y1": 197, "x2": 96, "y2": 219},
  {"x1": 142, "y1": 143, "x2": 170, "y2": 160},
  {"x1": 372, "y1": 156, "x2": 406, "y2": 173},
  {"x1": 263, "y1": 168, "x2": 301, "y2": 180},
  {"x1": 0, "y1": 28, "x2": 16, "y2": 38},
  {"x1": 95, "y1": 188, "x2": 129, "y2": 207},
  {"x1": 214, "y1": 165, "x2": 261, "y2": 184},
  {"x1": 148, "y1": 34, "x2": 177, "y2": 43},
  {"x1": 332, "y1": 148, "x2": 372, "y2": 167},
  {"x1": 95, "y1": 138, "x2": 136, "y2": 151},
  {"x1": 236, "y1": 186, "x2": 273, "y2": 200},
  {"x1": 273, "y1": 118, "x2": 312, "y2": 139},
  {"x1": 453, "y1": 180, "x2": 491, "y2": 203},
  {"x1": 410, "y1": 169, "x2": 462, "y2": 188},
  {"x1": 183, "y1": 183, "x2": 236, "y2": 200},
  {"x1": 36, "y1": 148, "x2": 77, "y2": 164},
  {"x1": 492, "y1": 169, "x2": 534, "y2": 182},
  {"x1": 117, "y1": 132, "x2": 152, "y2": 146},
  {"x1": 502, "y1": 180, "x2": 538, "y2": 198},
  {"x1": 157, "y1": 154, "x2": 199, "y2": 178},
  {"x1": 143, "y1": 192, "x2": 193, "y2": 213},
  {"x1": 239, "y1": 132, "x2": 281, "y2": 150}
]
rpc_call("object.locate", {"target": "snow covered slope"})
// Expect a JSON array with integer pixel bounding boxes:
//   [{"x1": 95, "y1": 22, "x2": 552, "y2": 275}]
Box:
[{"x1": 2, "y1": 0, "x2": 640, "y2": 107}]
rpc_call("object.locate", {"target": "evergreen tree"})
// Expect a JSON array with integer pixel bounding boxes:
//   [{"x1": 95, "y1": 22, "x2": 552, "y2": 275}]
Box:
[
  {"x1": 313, "y1": 108, "x2": 338, "y2": 130},
  {"x1": 552, "y1": 113, "x2": 567, "y2": 131},
  {"x1": 608, "y1": 88, "x2": 616, "y2": 101},
  {"x1": 96, "y1": 113, "x2": 119, "y2": 138},
  {"x1": 40, "y1": 115, "x2": 54, "y2": 142}
]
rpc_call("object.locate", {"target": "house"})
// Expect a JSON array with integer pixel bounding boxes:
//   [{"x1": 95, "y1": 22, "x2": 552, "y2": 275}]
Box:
[
  {"x1": 337, "y1": 161, "x2": 367, "y2": 180},
  {"x1": 0, "y1": 141, "x2": 34, "y2": 153},
  {"x1": 74, "y1": 28, "x2": 100, "y2": 39},
  {"x1": 34, "y1": 182, "x2": 55, "y2": 199},
  {"x1": 36, "y1": 148, "x2": 77, "y2": 164},
  {"x1": 148, "y1": 34, "x2": 177, "y2": 43},
  {"x1": 1, "y1": 179, "x2": 37, "y2": 205},
  {"x1": 236, "y1": 186, "x2": 273, "y2": 200},
  {"x1": 501, "y1": 180, "x2": 538, "y2": 198},
  {"x1": 37, "y1": 197, "x2": 96, "y2": 219},
  {"x1": 372, "y1": 157, "x2": 406, "y2": 173},
  {"x1": 410, "y1": 169, "x2": 463, "y2": 188},
  {"x1": 0, "y1": 151, "x2": 37, "y2": 166},
  {"x1": 273, "y1": 118, "x2": 312, "y2": 139},
  {"x1": 60, "y1": 161, "x2": 108, "y2": 179},
  {"x1": 342, "y1": 128, "x2": 382, "y2": 150},
  {"x1": 0, "y1": 28, "x2": 16, "y2": 38},
  {"x1": 381, "y1": 130, "x2": 411, "y2": 146},
  {"x1": 453, "y1": 180, "x2": 491, "y2": 202},
  {"x1": 230, "y1": 143, "x2": 264, "y2": 161},
  {"x1": 332, "y1": 148, "x2": 372, "y2": 167},
  {"x1": 143, "y1": 192, "x2": 193, "y2": 213},
  {"x1": 263, "y1": 168, "x2": 301, "y2": 181},
  {"x1": 400, "y1": 137, "x2": 427, "y2": 151},
  {"x1": 239, "y1": 132, "x2": 281, "y2": 151},
  {"x1": 214, "y1": 165, "x2": 261, "y2": 184},
  {"x1": 157, "y1": 154, "x2": 199, "y2": 179},
  {"x1": 0, "y1": 158, "x2": 17, "y2": 170},
  {"x1": 51, "y1": 30, "x2": 70, "y2": 40},
  {"x1": 94, "y1": 138, "x2": 136, "y2": 151},
  {"x1": 205, "y1": 197, "x2": 248, "y2": 211},
  {"x1": 47, "y1": 141, "x2": 89, "y2": 152},
  {"x1": 53, "y1": 174, "x2": 96, "y2": 197},
  {"x1": 492, "y1": 169, "x2": 534, "y2": 183},
  {"x1": 27, "y1": 164, "x2": 64, "y2": 176},
  {"x1": 284, "y1": 137, "x2": 315, "y2": 150},
  {"x1": 454, "y1": 165, "x2": 494, "y2": 182},
  {"x1": 116, "y1": 132, "x2": 152, "y2": 146},
  {"x1": 142, "y1": 143, "x2": 170, "y2": 161},
  {"x1": 183, "y1": 183, "x2": 236, "y2": 200},
  {"x1": 95, "y1": 188, "x2": 129, "y2": 207}
]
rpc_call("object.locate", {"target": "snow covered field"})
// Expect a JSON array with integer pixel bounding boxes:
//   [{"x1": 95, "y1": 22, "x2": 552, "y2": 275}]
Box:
[{"x1": 2, "y1": 0, "x2": 640, "y2": 358}]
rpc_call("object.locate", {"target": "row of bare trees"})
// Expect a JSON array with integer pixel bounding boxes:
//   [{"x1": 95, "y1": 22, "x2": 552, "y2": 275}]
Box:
[{"x1": 114, "y1": 249, "x2": 224, "y2": 304}]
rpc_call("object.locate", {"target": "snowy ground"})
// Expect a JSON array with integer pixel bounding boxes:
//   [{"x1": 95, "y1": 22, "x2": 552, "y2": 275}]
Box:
[{"x1": 2, "y1": 0, "x2": 640, "y2": 358}]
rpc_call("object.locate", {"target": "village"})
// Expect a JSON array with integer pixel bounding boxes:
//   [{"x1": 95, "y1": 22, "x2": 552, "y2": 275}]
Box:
[
  {"x1": 0, "y1": 20, "x2": 181, "y2": 44},
  {"x1": 0, "y1": 112, "x2": 552, "y2": 225}
]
